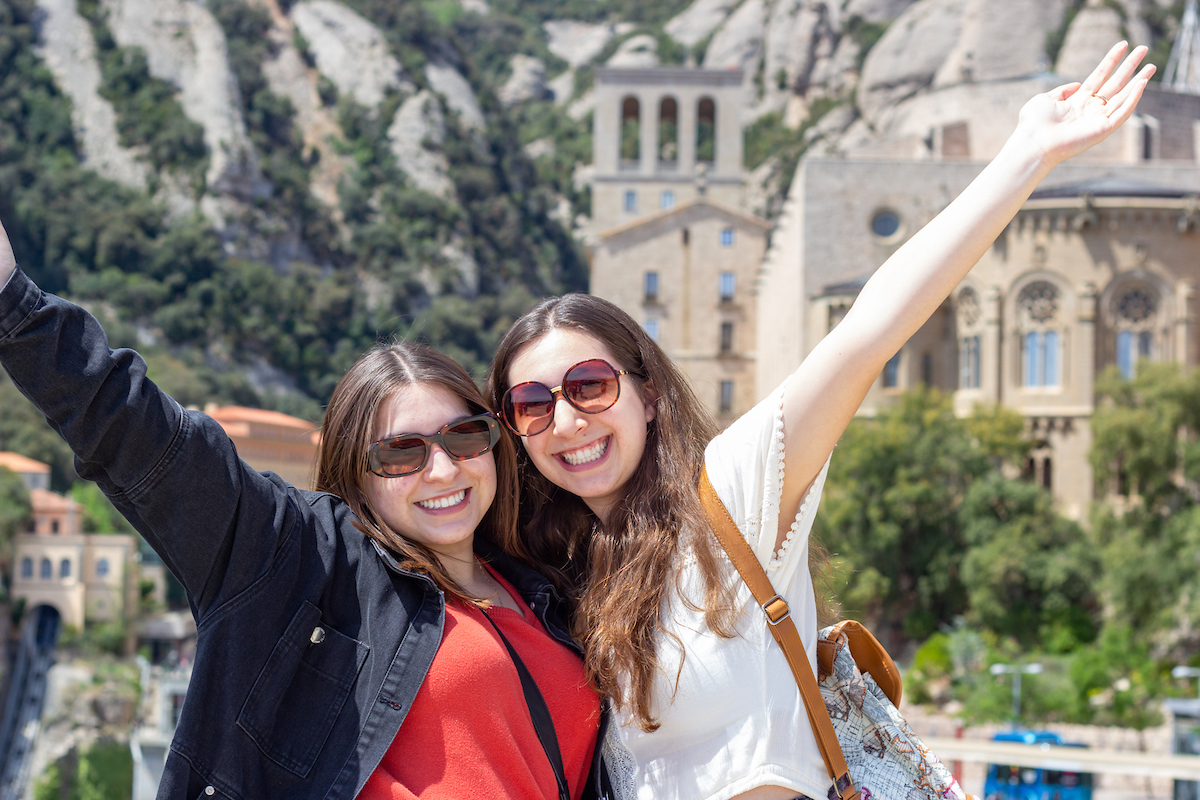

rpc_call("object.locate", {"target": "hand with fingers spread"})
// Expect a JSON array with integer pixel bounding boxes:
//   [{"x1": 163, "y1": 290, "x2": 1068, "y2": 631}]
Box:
[{"x1": 1015, "y1": 41, "x2": 1156, "y2": 167}]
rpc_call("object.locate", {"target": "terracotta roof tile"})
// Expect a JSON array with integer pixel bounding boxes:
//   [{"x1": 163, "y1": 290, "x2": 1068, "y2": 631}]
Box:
[{"x1": 0, "y1": 452, "x2": 51, "y2": 474}]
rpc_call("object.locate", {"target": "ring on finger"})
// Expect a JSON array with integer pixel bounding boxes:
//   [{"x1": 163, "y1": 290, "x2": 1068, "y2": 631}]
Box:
[{"x1": 1094, "y1": 93, "x2": 1109, "y2": 104}]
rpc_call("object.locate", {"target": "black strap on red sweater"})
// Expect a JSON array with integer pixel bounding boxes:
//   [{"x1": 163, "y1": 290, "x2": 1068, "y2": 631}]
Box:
[{"x1": 483, "y1": 611, "x2": 571, "y2": 800}]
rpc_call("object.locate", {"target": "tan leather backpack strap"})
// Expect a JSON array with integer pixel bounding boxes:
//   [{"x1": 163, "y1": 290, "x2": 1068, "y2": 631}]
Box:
[
  {"x1": 827, "y1": 620, "x2": 903, "y2": 707},
  {"x1": 698, "y1": 468, "x2": 859, "y2": 800}
]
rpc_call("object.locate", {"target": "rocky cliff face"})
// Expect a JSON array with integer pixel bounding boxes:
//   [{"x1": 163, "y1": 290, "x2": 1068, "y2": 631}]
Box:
[{"x1": 26, "y1": 0, "x2": 1178, "y2": 250}]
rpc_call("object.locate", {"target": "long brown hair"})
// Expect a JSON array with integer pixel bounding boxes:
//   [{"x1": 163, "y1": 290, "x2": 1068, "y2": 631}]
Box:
[
  {"x1": 487, "y1": 294, "x2": 744, "y2": 731},
  {"x1": 317, "y1": 342, "x2": 525, "y2": 603}
]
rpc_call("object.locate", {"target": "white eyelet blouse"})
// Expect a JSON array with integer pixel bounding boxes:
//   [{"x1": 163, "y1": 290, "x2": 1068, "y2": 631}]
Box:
[{"x1": 602, "y1": 379, "x2": 833, "y2": 800}]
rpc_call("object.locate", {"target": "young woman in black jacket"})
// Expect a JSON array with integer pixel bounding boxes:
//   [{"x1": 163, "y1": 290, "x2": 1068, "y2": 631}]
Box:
[{"x1": 0, "y1": 223, "x2": 604, "y2": 799}]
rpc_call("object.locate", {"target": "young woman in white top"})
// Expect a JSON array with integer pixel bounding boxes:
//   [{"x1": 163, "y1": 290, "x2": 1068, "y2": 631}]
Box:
[{"x1": 486, "y1": 43, "x2": 1154, "y2": 800}]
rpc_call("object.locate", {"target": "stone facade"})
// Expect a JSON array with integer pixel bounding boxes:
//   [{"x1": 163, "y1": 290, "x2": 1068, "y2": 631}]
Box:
[
  {"x1": 7, "y1": 404, "x2": 318, "y2": 632},
  {"x1": 591, "y1": 199, "x2": 769, "y2": 422},
  {"x1": 0, "y1": 452, "x2": 50, "y2": 491},
  {"x1": 11, "y1": 485, "x2": 135, "y2": 630},
  {"x1": 589, "y1": 67, "x2": 768, "y2": 420},
  {"x1": 590, "y1": 67, "x2": 747, "y2": 232},
  {"x1": 758, "y1": 80, "x2": 1200, "y2": 519},
  {"x1": 202, "y1": 404, "x2": 321, "y2": 490}
]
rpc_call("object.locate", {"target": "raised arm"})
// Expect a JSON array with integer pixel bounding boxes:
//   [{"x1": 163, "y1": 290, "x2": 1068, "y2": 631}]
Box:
[
  {"x1": 774, "y1": 42, "x2": 1154, "y2": 544},
  {"x1": 0, "y1": 218, "x2": 301, "y2": 619}
]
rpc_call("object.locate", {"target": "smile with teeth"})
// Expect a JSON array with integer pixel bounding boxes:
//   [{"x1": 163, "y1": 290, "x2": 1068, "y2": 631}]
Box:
[
  {"x1": 560, "y1": 437, "x2": 609, "y2": 466},
  {"x1": 416, "y1": 489, "x2": 466, "y2": 510}
]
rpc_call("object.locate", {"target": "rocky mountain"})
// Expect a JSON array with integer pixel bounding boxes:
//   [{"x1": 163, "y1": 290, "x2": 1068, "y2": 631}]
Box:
[{"x1": 0, "y1": 0, "x2": 1186, "y2": 414}]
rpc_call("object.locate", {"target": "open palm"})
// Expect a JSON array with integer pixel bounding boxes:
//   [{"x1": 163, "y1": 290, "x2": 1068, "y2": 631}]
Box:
[{"x1": 1017, "y1": 42, "x2": 1155, "y2": 166}]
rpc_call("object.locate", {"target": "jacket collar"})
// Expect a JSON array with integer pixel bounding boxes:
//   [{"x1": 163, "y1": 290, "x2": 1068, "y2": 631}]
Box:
[{"x1": 474, "y1": 537, "x2": 565, "y2": 604}]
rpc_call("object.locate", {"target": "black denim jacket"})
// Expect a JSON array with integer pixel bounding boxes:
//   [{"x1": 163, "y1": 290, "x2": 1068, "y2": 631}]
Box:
[{"x1": 0, "y1": 268, "x2": 608, "y2": 800}]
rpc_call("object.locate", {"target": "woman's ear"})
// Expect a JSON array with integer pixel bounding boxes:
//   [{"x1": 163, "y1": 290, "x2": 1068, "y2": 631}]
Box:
[{"x1": 642, "y1": 382, "x2": 659, "y2": 423}]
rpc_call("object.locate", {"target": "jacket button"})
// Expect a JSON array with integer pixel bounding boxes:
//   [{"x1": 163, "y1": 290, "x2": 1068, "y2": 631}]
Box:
[
  {"x1": 310, "y1": 626, "x2": 326, "y2": 644},
  {"x1": 204, "y1": 787, "x2": 215, "y2": 796}
]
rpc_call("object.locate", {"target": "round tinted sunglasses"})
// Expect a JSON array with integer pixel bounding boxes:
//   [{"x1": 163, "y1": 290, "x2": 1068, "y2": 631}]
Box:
[
  {"x1": 501, "y1": 358, "x2": 644, "y2": 437},
  {"x1": 366, "y1": 413, "x2": 501, "y2": 478}
]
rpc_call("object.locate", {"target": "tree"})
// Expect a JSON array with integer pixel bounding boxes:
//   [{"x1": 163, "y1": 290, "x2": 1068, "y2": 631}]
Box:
[
  {"x1": 816, "y1": 389, "x2": 988, "y2": 645},
  {"x1": 0, "y1": 377, "x2": 76, "y2": 490},
  {"x1": 0, "y1": 466, "x2": 32, "y2": 551},
  {"x1": 69, "y1": 482, "x2": 132, "y2": 534},
  {"x1": 959, "y1": 474, "x2": 1099, "y2": 649},
  {"x1": 1088, "y1": 363, "x2": 1200, "y2": 638}
]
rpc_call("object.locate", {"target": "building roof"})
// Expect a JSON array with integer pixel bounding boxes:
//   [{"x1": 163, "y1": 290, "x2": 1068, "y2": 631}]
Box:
[
  {"x1": 597, "y1": 197, "x2": 771, "y2": 243},
  {"x1": 138, "y1": 611, "x2": 197, "y2": 641},
  {"x1": 0, "y1": 452, "x2": 50, "y2": 475},
  {"x1": 204, "y1": 405, "x2": 316, "y2": 430},
  {"x1": 29, "y1": 487, "x2": 77, "y2": 514},
  {"x1": 1030, "y1": 175, "x2": 1197, "y2": 200},
  {"x1": 818, "y1": 274, "x2": 872, "y2": 297},
  {"x1": 203, "y1": 404, "x2": 322, "y2": 446},
  {"x1": 594, "y1": 66, "x2": 745, "y2": 87}
]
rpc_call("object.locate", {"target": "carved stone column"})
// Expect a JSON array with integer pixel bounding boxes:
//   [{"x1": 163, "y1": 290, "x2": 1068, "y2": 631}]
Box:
[
  {"x1": 985, "y1": 285, "x2": 1003, "y2": 404},
  {"x1": 1077, "y1": 282, "x2": 1097, "y2": 411},
  {"x1": 1179, "y1": 280, "x2": 1195, "y2": 367}
]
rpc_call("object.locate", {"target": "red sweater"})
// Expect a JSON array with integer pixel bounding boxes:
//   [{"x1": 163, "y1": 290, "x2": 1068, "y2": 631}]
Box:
[{"x1": 358, "y1": 566, "x2": 600, "y2": 799}]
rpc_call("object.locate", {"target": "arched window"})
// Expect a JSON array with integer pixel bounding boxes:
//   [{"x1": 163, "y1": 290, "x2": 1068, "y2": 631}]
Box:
[
  {"x1": 883, "y1": 352, "x2": 901, "y2": 388},
  {"x1": 620, "y1": 96, "x2": 640, "y2": 166},
  {"x1": 1113, "y1": 285, "x2": 1159, "y2": 379},
  {"x1": 20, "y1": 558, "x2": 32, "y2": 580},
  {"x1": 659, "y1": 97, "x2": 678, "y2": 168},
  {"x1": 97, "y1": 558, "x2": 110, "y2": 578},
  {"x1": 1018, "y1": 281, "x2": 1062, "y2": 388},
  {"x1": 957, "y1": 287, "x2": 983, "y2": 389},
  {"x1": 60, "y1": 559, "x2": 71, "y2": 579},
  {"x1": 697, "y1": 97, "x2": 715, "y2": 164},
  {"x1": 40, "y1": 558, "x2": 52, "y2": 580}
]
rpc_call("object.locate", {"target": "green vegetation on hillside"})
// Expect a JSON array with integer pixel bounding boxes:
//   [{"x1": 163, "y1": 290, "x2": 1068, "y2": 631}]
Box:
[{"x1": 77, "y1": 0, "x2": 209, "y2": 186}]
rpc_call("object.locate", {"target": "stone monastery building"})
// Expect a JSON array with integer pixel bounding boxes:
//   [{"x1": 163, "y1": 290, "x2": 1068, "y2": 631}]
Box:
[{"x1": 588, "y1": 1, "x2": 1200, "y2": 519}]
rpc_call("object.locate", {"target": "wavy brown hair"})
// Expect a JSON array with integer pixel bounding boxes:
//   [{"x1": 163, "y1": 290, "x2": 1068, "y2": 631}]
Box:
[
  {"x1": 317, "y1": 342, "x2": 526, "y2": 604},
  {"x1": 487, "y1": 295, "x2": 746, "y2": 731}
]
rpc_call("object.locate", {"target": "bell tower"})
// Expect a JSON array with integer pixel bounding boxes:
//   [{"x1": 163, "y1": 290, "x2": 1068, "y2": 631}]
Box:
[{"x1": 590, "y1": 67, "x2": 746, "y2": 232}]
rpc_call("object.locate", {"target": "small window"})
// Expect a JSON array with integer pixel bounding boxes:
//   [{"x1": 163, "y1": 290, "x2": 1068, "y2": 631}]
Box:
[
  {"x1": 20, "y1": 558, "x2": 31, "y2": 580},
  {"x1": 719, "y1": 380, "x2": 734, "y2": 413},
  {"x1": 1024, "y1": 331, "x2": 1061, "y2": 387},
  {"x1": 719, "y1": 272, "x2": 736, "y2": 301},
  {"x1": 60, "y1": 559, "x2": 71, "y2": 579},
  {"x1": 1117, "y1": 330, "x2": 1154, "y2": 379},
  {"x1": 1042, "y1": 456, "x2": 1053, "y2": 491},
  {"x1": 644, "y1": 319, "x2": 660, "y2": 341},
  {"x1": 720, "y1": 322, "x2": 734, "y2": 354},
  {"x1": 660, "y1": 190, "x2": 675, "y2": 210},
  {"x1": 97, "y1": 558, "x2": 110, "y2": 578},
  {"x1": 871, "y1": 210, "x2": 901, "y2": 239},
  {"x1": 719, "y1": 228, "x2": 734, "y2": 247},
  {"x1": 921, "y1": 352, "x2": 933, "y2": 386},
  {"x1": 959, "y1": 335, "x2": 981, "y2": 389},
  {"x1": 883, "y1": 352, "x2": 901, "y2": 388},
  {"x1": 644, "y1": 271, "x2": 659, "y2": 303},
  {"x1": 51, "y1": 520, "x2": 59, "y2": 534},
  {"x1": 624, "y1": 190, "x2": 637, "y2": 212},
  {"x1": 1117, "y1": 331, "x2": 1134, "y2": 378},
  {"x1": 40, "y1": 558, "x2": 52, "y2": 580}
]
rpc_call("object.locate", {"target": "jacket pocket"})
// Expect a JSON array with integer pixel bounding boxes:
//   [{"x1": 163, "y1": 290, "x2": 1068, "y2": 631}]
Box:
[{"x1": 236, "y1": 601, "x2": 369, "y2": 777}]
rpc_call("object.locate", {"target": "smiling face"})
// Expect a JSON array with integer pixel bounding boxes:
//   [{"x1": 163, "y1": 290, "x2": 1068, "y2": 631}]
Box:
[
  {"x1": 363, "y1": 383, "x2": 497, "y2": 565},
  {"x1": 506, "y1": 328, "x2": 657, "y2": 522}
]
